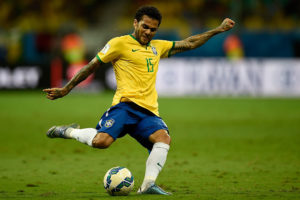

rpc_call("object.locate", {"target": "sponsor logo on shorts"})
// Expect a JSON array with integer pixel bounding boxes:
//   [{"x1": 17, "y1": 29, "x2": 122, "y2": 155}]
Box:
[{"x1": 104, "y1": 119, "x2": 115, "y2": 128}]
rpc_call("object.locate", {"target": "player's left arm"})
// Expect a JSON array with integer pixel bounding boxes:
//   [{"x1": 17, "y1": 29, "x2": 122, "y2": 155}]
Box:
[{"x1": 169, "y1": 18, "x2": 235, "y2": 56}]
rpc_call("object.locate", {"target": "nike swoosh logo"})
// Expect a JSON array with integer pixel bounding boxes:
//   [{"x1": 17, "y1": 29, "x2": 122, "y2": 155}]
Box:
[
  {"x1": 132, "y1": 49, "x2": 140, "y2": 52},
  {"x1": 157, "y1": 163, "x2": 163, "y2": 168}
]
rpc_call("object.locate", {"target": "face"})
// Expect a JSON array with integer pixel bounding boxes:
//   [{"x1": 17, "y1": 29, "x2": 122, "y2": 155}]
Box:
[{"x1": 133, "y1": 15, "x2": 159, "y2": 45}]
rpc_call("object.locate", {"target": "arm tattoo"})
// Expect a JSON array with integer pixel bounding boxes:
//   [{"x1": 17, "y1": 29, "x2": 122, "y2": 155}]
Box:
[
  {"x1": 65, "y1": 57, "x2": 101, "y2": 91},
  {"x1": 170, "y1": 28, "x2": 222, "y2": 56}
]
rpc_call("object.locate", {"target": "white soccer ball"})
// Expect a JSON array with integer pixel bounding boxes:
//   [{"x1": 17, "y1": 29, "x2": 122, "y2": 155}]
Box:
[{"x1": 103, "y1": 166, "x2": 134, "y2": 196}]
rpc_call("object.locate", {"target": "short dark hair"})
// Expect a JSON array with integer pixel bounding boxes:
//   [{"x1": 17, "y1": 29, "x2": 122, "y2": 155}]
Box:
[{"x1": 134, "y1": 6, "x2": 162, "y2": 26}]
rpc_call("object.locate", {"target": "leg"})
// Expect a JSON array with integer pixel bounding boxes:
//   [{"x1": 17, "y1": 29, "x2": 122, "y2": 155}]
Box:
[
  {"x1": 139, "y1": 129, "x2": 172, "y2": 195},
  {"x1": 69, "y1": 129, "x2": 115, "y2": 148},
  {"x1": 149, "y1": 129, "x2": 171, "y2": 144},
  {"x1": 129, "y1": 114, "x2": 171, "y2": 195},
  {"x1": 47, "y1": 104, "x2": 129, "y2": 148},
  {"x1": 47, "y1": 124, "x2": 114, "y2": 148},
  {"x1": 92, "y1": 132, "x2": 114, "y2": 149}
]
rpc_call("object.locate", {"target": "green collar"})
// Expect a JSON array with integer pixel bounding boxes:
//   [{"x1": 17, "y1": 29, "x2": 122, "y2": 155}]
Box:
[{"x1": 129, "y1": 34, "x2": 150, "y2": 47}]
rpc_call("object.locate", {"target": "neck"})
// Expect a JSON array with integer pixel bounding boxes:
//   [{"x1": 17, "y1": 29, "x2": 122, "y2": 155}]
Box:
[
  {"x1": 131, "y1": 33, "x2": 150, "y2": 46},
  {"x1": 131, "y1": 32, "x2": 141, "y2": 44},
  {"x1": 132, "y1": 32, "x2": 137, "y2": 38}
]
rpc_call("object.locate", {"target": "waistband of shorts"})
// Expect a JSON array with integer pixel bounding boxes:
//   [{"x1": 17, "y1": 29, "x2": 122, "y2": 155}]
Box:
[{"x1": 119, "y1": 98, "x2": 155, "y2": 116}]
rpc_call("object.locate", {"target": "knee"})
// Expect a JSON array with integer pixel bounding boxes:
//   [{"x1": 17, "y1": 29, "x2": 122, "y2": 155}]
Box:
[
  {"x1": 92, "y1": 133, "x2": 114, "y2": 149},
  {"x1": 92, "y1": 139, "x2": 110, "y2": 149},
  {"x1": 162, "y1": 133, "x2": 171, "y2": 145},
  {"x1": 150, "y1": 130, "x2": 171, "y2": 145}
]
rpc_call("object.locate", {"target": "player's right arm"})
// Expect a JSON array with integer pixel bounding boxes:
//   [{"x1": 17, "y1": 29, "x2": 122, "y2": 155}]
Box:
[{"x1": 43, "y1": 57, "x2": 101, "y2": 100}]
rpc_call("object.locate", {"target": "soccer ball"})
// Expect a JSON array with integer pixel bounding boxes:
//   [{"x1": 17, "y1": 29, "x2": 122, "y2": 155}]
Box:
[{"x1": 103, "y1": 166, "x2": 134, "y2": 196}]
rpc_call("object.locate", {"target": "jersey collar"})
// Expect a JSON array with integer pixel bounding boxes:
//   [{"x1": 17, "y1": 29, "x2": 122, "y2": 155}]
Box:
[{"x1": 129, "y1": 34, "x2": 151, "y2": 48}]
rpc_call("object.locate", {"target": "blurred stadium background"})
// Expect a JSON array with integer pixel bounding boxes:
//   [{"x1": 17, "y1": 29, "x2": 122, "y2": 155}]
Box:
[
  {"x1": 1, "y1": 1, "x2": 300, "y2": 199},
  {"x1": 1, "y1": 0, "x2": 299, "y2": 96}
]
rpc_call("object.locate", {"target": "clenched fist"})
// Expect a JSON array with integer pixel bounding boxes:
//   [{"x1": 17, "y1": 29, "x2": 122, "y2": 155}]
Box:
[{"x1": 218, "y1": 18, "x2": 235, "y2": 32}]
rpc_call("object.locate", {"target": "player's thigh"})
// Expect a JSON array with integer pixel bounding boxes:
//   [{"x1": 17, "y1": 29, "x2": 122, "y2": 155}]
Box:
[
  {"x1": 130, "y1": 116, "x2": 169, "y2": 150},
  {"x1": 95, "y1": 105, "x2": 130, "y2": 141}
]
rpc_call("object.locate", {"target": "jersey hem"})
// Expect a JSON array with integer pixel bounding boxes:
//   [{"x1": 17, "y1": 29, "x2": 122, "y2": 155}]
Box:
[{"x1": 113, "y1": 101, "x2": 160, "y2": 117}]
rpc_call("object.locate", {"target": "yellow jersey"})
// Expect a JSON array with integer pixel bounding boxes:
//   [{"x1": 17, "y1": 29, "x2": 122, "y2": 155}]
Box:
[{"x1": 96, "y1": 34, "x2": 174, "y2": 116}]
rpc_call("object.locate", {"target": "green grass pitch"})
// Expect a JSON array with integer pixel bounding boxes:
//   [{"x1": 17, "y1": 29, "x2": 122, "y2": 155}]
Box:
[{"x1": 0, "y1": 91, "x2": 299, "y2": 200}]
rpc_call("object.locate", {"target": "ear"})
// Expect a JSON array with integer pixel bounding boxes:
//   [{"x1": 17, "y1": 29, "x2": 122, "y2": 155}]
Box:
[{"x1": 133, "y1": 19, "x2": 138, "y2": 29}]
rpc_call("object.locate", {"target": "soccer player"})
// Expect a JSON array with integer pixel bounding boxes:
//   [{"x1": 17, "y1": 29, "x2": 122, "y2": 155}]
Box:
[{"x1": 43, "y1": 6, "x2": 235, "y2": 195}]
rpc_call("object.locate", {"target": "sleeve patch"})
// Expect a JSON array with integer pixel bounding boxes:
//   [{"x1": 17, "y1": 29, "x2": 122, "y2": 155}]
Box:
[{"x1": 101, "y1": 43, "x2": 110, "y2": 54}]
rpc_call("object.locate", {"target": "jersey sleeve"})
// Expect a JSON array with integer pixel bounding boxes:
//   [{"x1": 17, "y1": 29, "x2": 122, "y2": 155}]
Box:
[
  {"x1": 96, "y1": 37, "x2": 121, "y2": 63},
  {"x1": 156, "y1": 40, "x2": 175, "y2": 58}
]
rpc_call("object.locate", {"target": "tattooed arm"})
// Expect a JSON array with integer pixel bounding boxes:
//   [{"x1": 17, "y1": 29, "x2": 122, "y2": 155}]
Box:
[
  {"x1": 43, "y1": 57, "x2": 101, "y2": 100},
  {"x1": 169, "y1": 18, "x2": 235, "y2": 56}
]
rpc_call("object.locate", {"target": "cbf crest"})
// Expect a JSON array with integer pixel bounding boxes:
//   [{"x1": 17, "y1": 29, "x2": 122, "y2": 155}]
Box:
[
  {"x1": 151, "y1": 46, "x2": 157, "y2": 55},
  {"x1": 104, "y1": 119, "x2": 115, "y2": 128}
]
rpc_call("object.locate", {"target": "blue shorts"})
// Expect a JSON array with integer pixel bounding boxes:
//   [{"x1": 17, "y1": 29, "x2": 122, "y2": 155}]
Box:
[{"x1": 95, "y1": 102, "x2": 169, "y2": 151}]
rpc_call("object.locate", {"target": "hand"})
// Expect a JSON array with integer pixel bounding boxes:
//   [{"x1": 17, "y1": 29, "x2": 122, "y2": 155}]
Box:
[
  {"x1": 43, "y1": 87, "x2": 69, "y2": 100},
  {"x1": 218, "y1": 18, "x2": 235, "y2": 32}
]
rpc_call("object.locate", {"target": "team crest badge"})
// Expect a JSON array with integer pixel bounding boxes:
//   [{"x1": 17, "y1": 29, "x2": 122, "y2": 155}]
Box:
[
  {"x1": 151, "y1": 46, "x2": 157, "y2": 55},
  {"x1": 104, "y1": 119, "x2": 115, "y2": 128}
]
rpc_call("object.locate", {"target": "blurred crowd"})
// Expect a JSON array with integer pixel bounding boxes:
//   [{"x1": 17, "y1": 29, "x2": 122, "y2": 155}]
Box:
[
  {"x1": 120, "y1": 0, "x2": 300, "y2": 36},
  {"x1": 0, "y1": 0, "x2": 300, "y2": 65},
  {"x1": 0, "y1": 0, "x2": 102, "y2": 34},
  {"x1": 0, "y1": 0, "x2": 103, "y2": 65}
]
